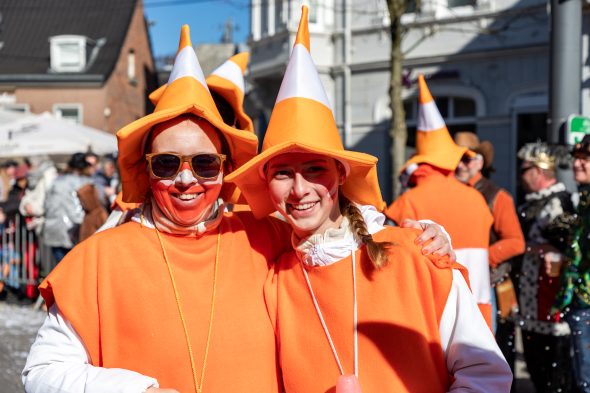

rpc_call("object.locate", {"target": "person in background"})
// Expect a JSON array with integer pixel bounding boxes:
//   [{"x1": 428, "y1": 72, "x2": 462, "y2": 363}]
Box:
[
  {"x1": 42, "y1": 153, "x2": 92, "y2": 265},
  {"x1": 454, "y1": 132, "x2": 525, "y2": 379},
  {"x1": 92, "y1": 154, "x2": 118, "y2": 209},
  {"x1": 551, "y1": 134, "x2": 590, "y2": 392},
  {"x1": 516, "y1": 141, "x2": 575, "y2": 392},
  {"x1": 385, "y1": 75, "x2": 495, "y2": 329},
  {"x1": 0, "y1": 160, "x2": 19, "y2": 203}
]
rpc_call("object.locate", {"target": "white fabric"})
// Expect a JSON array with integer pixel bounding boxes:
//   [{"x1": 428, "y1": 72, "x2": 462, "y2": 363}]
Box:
[
  {"x1": 167, "y1": 45, "x2": 209, "y2": 90},
  {"x1": 22, "y1": 304, "x2": 158, "y2": 393},
  {"x1": 454, "y1": 248, "x2": 491, "y2": 305},
  {"x1": 418, "y1": 100, "x2": 446, "y2": 132},
  {"x1": 275, "y1": 44, "x2": 332, "y2": 109},
  {"x1": 211, "y1": 60, "x2": 245, "y2": 93},
  {"x1": 293, "y1": 204, "x2": 385, "y2": 267},
  {"x1": 440, "y1": 270, "x2": 512, "y2": 392}
]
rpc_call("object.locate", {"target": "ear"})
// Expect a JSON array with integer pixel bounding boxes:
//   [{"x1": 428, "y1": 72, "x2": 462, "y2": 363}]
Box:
[{"x1": 335, "y1": 161, "x2": 346, "y2": 185}]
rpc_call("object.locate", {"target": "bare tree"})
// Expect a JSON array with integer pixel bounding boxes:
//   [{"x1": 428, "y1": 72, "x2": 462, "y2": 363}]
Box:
[{"x1": 386, "y1": 0, "x2": 410, "y2": 199}]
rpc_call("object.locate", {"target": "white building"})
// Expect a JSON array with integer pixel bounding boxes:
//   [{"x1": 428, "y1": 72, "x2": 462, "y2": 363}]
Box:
[{"x1": 247, "y1": 0, "x2": 590, "y2": 201}]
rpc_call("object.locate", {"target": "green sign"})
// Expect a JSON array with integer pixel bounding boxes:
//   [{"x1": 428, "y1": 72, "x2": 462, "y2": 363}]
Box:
[{"x1": 567, "y1": 115, "x2": 590, "y2": 145}]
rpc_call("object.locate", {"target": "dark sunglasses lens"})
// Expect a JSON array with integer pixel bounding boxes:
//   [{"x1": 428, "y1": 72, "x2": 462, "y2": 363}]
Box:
[
  {"x1": 151, "y1": 154, "x2": 181, "y2": 178},
  {"x1": 192, "y1": 154, "x2": 222, "y2": 178}
]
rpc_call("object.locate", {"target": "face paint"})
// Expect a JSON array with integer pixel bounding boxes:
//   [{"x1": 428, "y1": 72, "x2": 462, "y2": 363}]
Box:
[{"x1": 148, "y1": 117, "x2": 224, "y2": 229}]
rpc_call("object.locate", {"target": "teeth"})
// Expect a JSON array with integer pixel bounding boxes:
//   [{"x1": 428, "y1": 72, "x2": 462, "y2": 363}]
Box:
[
  {"x1": 177, "y1": 194, "x2": 198, "y2": 200},
  {"x1": 291, "y1": 202, "x2": 316, "y2": 210}
]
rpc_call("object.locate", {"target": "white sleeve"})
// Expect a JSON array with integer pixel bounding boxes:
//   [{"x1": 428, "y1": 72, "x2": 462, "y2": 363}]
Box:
[
  {"x1": 22, "y1": 304, "x2": 159, "y2": 393},
  {"x1": 439, "y1": 270, "x2": 512, "y2": 392}
]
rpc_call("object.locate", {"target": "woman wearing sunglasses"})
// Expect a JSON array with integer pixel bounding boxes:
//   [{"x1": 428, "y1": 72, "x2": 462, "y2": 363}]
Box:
[
  {"x1": 227, "y1": 6, "x2": 511, "y2": 393},
  {"x1": 23, "y1": 25, "x2": 452, "y2": 393}
]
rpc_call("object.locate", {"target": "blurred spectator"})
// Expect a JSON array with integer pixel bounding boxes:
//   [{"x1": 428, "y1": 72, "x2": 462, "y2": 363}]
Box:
[
  {"x1": 454, "y1": 132, "x2": 525, "y2": 379},
  {"x1": 19, "y1": 156, "x2": 58, "y2": 280},
  {"x1": 551, "y1": 134, "x2": 590, "y2": 392},
  {"x1": 84, "y1": 152, "x2": 100, "y2": 176},
  {"x1": 516, "y1": 141, "x2": 575, "y2": 392},
  {"x1": 0, "y1": 164, "x2": 29, "y2": 221},
  {"x1": 77, "y1": 184, "x2": 108, "y2": 242},
  {"x1": 0, "y1": 160, "x2": 19, "y2": 202},
  {"x1": 42, "y1": 153, "x2": 92, "y2": 265},
  {"x1": 92, "y1": 154, "x2": 118, "y2": 209}
]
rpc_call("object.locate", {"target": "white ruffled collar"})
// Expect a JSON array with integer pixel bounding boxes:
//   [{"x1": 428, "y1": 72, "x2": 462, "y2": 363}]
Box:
[
  {"x1": 294, "y1": 205, "x2": 386, "y2": 267},
  {"x1": 525, "y1": 182, "x2": 566, "y2": 201}
]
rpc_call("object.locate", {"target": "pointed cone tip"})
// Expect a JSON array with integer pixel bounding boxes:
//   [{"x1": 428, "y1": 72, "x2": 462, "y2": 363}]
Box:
[
  {"x1": 418, "y1": 74, "x2": 434, "y2": 104},
  {"x1": 295, "y1": 5, "x2": 310, "y2": 51},
  {"x1": 177, "y1": 24, "x2": 193, "y2": 54},
  {"x1": 230, "y1": 52, "x2": 250, "y2": 74}
]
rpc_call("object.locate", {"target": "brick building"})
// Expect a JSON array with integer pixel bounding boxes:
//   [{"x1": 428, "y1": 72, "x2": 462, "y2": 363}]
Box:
[{"x1": 0, "y1": 0, "x2": 157, "y2": 134}]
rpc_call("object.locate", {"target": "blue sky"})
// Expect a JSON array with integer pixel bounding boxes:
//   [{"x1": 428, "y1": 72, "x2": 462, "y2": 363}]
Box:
[{"x1": 143, "y1": 0, "x2": 250, "y2": 58}]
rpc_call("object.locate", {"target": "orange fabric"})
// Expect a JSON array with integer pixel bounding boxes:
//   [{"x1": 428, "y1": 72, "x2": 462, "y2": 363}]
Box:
[
  {"x1": 468, "y1": 173, "x2": 525, "y2": 267},
  {"x1": 294, "y1": 6, "x2": 310, "y2": 51},
  {"x1": 418, "y1": 74, "x2": 434, "y2": 103},
  {"x1": 385, "y1": 166, "x2": 492, "y2": 249},
  {"x1": 112, "y1": 191, "x2": 141, "y2": 212},
  {"x1": 40, "y1": 213, "x2": 292, "y2": 393},
  {"x1": 265, "y1": 227, "x2": 456, "y2": 392},
  {"x1": 478, "y1": 303, "x2": 494, "y2": 330}
]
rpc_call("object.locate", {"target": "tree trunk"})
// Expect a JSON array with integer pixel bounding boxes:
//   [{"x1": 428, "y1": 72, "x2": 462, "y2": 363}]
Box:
[{"x1": 386, "y1": 1, "x2": 407, "y2": 201}]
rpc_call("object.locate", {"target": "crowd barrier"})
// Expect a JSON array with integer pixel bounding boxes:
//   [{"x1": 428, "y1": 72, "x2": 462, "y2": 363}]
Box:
[{"x1": 0, "y1": 213, "x2": 46, "y2": 300}]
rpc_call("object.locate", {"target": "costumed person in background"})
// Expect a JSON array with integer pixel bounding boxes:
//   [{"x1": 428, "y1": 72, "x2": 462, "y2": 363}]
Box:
[
  {"x1": 77, "y1": 183, "x2": 109, "y2": 242},
  {"x1": 384, "y1": 75, "x2": 495, "y2": 329},
  {"x1": 226, "y1": 6, "x2": 512, "y2": 392},
  {"x1": 516, "y1": 141, "x2": 575, "y2": 393},
  {"x1": 23, "y1": 25, "x2": 451, "y2": 393},
  {"x1": 551, "y1": 134, "x2": 590, "y2": 392},
  {"x1": 454, "y1": 132, "x2": 525, "y2": 379}
]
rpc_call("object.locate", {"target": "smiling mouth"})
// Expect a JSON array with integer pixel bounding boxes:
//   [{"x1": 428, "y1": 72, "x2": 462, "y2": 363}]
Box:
[
  {"x1": 289, "y1": 201, "x2": 318, "y2": 211},
  {"x1": 174, "y1": 193, "x2": 200, "y2": 201}
]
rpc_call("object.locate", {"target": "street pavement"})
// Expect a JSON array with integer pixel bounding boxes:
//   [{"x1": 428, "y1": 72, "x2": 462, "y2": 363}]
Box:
[
  {"x1": 0, "y1": 302, "x2": 45, "y2": 393},
  {"x1": 0, "y1": 301, "x2": 536, "y2": 393}
]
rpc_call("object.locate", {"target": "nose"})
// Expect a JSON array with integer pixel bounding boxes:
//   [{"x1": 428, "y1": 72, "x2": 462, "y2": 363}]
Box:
[
  {"x1": 291, "y1": 172, "x2": 309, "y2": 198},
  {"x1": 175, "y1": 162, "x2": 196, "y2": 186}
]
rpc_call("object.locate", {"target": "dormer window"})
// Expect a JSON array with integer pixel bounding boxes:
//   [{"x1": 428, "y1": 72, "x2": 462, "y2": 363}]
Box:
[{"x1": 50, "y1": 35, "x2": 87, "y2": 72}]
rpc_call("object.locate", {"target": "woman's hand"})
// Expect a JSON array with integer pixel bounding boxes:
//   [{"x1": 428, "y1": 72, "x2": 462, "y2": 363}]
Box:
[{"x1": 402, "y1": 219, "x2": 456, "y2": 262}]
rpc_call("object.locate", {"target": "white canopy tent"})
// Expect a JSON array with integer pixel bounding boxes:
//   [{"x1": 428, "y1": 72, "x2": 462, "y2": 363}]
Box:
[{"x1": 0, "y1": 111, "x2": 117, "y2": 158}]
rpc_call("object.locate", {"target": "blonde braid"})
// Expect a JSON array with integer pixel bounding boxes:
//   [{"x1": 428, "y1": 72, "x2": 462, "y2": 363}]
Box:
[{"x1": 340, "y1": 196, "x2": 393, "y2": 269}]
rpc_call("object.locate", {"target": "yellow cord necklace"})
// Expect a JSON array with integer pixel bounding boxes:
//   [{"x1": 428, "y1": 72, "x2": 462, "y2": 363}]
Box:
[{"x1": 155, "y1": 224, "x2": 221, "y2": 393}]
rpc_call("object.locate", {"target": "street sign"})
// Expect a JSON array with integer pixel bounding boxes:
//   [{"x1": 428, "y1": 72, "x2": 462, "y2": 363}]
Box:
[{"x1": 567, "y1": 114, "x2": 590, "y2": 145}]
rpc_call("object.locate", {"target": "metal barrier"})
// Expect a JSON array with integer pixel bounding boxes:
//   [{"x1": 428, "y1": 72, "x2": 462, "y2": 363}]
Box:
[{"x1": 0, "y1": 213, "x2": 43, "y2": 299}]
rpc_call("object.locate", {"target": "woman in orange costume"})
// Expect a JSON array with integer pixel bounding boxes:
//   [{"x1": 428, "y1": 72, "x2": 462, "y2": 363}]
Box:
[
  {"x1": 227, "y1": 5, "x2": 512, "y2": 393},
  {"x1": 22, "y1": 24, "x2": 451, "y2": 393}
]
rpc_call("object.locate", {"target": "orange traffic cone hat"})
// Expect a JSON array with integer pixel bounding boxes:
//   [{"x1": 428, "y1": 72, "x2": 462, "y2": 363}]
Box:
[
  {"x1": 225, "y1": 5, "x2": 385, "y2": 219},
  {"x1": 117, "y1": 25, "x2": 258, "y2": 203},
  {"x1": 403, "y1": 75, "x2": 467, "y2": 172},
  {"x1": 149, "y1": 52, "x2": 254, "y2": 132}
]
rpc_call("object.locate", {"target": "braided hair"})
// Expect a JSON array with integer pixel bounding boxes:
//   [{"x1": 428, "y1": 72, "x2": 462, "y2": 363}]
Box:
[{"x1": 339, "y1": 196, "x2": 394, "y2": 269}]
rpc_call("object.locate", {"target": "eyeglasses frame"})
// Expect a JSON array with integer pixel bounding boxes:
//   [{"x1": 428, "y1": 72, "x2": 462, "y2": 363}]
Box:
[{"x1": 145, "y1": 152, "x2": 227, "y2": 180}]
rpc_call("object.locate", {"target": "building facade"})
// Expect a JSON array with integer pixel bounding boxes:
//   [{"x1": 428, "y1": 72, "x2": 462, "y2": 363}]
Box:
[
  {"x1": 0, "y1": 0, "x2": 157, "y2": 134},
  {"x1": 248, "y1": 0, "x2": 590, "y2": 201}
]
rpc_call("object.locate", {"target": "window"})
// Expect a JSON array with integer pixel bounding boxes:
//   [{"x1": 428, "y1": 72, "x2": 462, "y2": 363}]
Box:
[
  {"x1": 127, "y1": 49, "x2": 136, "y2": 83},
  {"x1": 1, "y1": 103, "x2": 30, "y2": 113},
  {"x1": 309, "y1": 0, "x2": 319, "y2": 24},
  {"x1": 50, "y1": 35, "x2": 87, "y2": 72},
  {"x1": 447, "y1": 0, "x2": 476, "y2": 7},
  {"x1": 404, "y1": 96, "x2": 477, "y2": 146},
  {"x1": 53, "y1": 104, "x2": 83, "y2": 124}
]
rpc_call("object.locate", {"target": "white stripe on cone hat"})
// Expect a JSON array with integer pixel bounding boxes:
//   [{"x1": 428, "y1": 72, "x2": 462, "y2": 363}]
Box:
[
  {"x1": 117, "y1": 25, "x2": 258, "y2": 203},
  {"x1": 225, "y1": 4, "x2": 385, "y2": 219},
  {"x1": 148, "y1": 52, "x2": 254, "y2": 132},
  {"x1": 403, "y1": 74, "x2": 467, "y2": 172}
]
